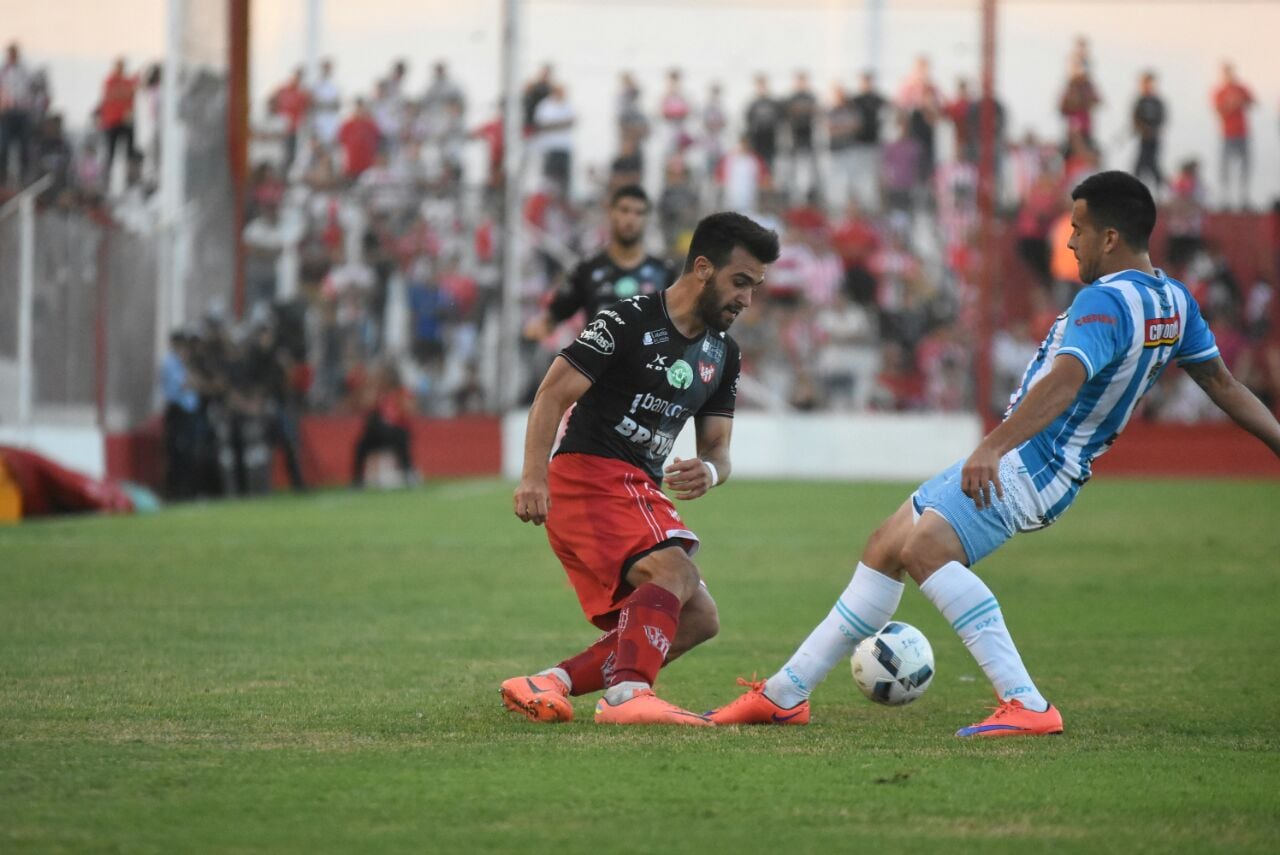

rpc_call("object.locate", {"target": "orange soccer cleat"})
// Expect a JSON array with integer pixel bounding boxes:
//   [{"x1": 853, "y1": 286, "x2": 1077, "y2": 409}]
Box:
[
  {"x1": 955, "y1": 699, "x2": 1064, "y2": 738},
  {"x1": 706, "y1": 677, "x2": 810, "y2": 726},
  {"x1": 500, "y1": 673, "x2": 574, "y2": 723},
  {"x1": 594, "y1": 688, "x2": 713, "y2": 726}
]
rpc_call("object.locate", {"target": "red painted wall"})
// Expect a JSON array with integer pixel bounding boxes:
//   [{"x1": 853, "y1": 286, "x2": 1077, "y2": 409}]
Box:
[
  {"x1": 284, "y1": 415, "x2": 501, "y2": 485},
  {"x1": 1092, "y1": 421, "x2": 1280, "y2": 478},
  {"x1": 106, "y1": 415, "x2": 503, "y2": 490}
]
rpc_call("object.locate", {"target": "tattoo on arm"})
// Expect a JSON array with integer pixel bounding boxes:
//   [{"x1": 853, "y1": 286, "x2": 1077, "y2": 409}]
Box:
[{"x1": 1183, "y1": 357, "x2": 1227, "y2": 391}]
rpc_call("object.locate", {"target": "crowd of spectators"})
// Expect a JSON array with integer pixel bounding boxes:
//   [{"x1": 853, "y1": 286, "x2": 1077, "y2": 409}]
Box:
[{"x1": 3, "y1": 36, "x2": 1279, "y2": 466}]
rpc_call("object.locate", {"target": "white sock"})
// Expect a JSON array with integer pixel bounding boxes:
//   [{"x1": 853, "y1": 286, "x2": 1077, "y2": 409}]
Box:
[
  {"x1": 537, "y1": 666, "x2": 572, "y2": 693},
  {"x1": 919, "y1": 561, "x2": 1049, "y2": 712},
  {"x1": 603, "y1": 680, "x2": 648, "y2": 705},
  {"x1": 765, "y1": 563, "x2": 905, "y2": 708}
]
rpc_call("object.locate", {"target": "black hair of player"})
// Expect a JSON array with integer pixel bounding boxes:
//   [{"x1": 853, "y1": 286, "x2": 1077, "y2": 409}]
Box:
[
  {"x1": 610, "y1": 184, "x2": 650, "y2": 210},
  {"x1": 1070, "y1": 170, "x2": 1157, "y2": 252},
  {"x1": 682, "y1": 212, "x2": 781, "y2": 273}
]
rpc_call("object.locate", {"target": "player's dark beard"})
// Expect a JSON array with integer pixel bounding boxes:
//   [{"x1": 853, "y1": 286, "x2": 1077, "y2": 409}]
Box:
[
  {"x1": 697, "y1": 278, "x2": 731, "y2": 332},
  {"x1": 614, "y1": 230, "x2": 642, "y2": 249}
]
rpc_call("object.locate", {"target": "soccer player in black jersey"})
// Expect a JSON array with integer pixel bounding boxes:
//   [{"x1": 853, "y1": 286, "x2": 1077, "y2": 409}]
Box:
[
  {"x1": 523, "y1": 184, "x2": 676, "y2": 342},
  {"x1": 501, "y1": 212, "x2": 779, "y2": 726}
]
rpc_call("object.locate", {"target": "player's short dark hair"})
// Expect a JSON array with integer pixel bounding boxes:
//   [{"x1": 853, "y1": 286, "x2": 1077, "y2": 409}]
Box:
[
  {"x1": 610, "y1": 184, "x2": 649, "y2": 209},
  {"x1": 682, "y1": 212, "x2": 781, "y2": 273},
  {"x1": 1070, "y1": 170, "x2": 1157, "y2": 251}
]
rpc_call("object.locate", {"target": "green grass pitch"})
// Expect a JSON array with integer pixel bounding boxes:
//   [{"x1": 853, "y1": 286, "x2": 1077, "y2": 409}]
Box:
[{"x1": 2, "y1": 477, "x2": 1279, "y2": 853}]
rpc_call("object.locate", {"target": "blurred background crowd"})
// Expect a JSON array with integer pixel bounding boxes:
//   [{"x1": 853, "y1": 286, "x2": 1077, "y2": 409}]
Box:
[{"x1": 3, "y1": 32, "x2": 1279, "y2": 497}]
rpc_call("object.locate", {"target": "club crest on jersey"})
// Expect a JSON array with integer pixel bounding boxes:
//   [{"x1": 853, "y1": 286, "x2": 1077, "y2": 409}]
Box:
[
  {"x1": 1145, "y1": 315, "x2": 1180, "y2": 347},
  {"x1": 697, "y1": 360, "x2": 716, "y2": 384},
  {"x1": 577, "y1": 318, "x2": 615, "y2": 355},
  {"x1": 644, "y1": 625, "x2": 671, "y2": 657},
  {"x1": 643, "y1": 328, "x2": 669, "y2": 346},
  {"x1": 666, "y1": 359, "x2": 693, "y2": 390}
]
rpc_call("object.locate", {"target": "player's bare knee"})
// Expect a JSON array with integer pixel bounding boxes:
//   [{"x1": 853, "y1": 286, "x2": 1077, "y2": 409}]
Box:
[
  {"x1": 862, "y1": 523, "x2": 899, "y2": 570},
  {"x1": 900, "y1": 533, "x2": 951, "y2": 585},
  {"x1": 626, "y1": 547, "x2": 701, "y2": 602},
  {"x1": 861, "y1": 500, "x2": 914, "y2": 576},
  {"x1": 691, "y1": 606, "x2": 719, "y2": 643}
]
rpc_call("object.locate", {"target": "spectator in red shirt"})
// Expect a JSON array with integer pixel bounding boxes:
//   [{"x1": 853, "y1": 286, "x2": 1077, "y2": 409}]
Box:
[
  {"x1": 1212, "y1": 61, "x2": 1256, "y2": 211},
  {"x1": 471, "y1": 107, "x2": 504, "y2": 192},
  {"x1": 1058, "y1": 56, "x2": 1100, "y2": 154},
  {"x1": 351, "y1": 363, "x2": 417, "y2": 488},
  {"x1": 337, "y1": 98, "x2": 380, "y2": 179},
  {"x1": 271, "y1": 67, "x2": 309, "y2": 173},
  {"x1": 944, "y1": 78, "x2": 975, "y2": 163},
  {"x1": 98, "y1": 57, "x2": 137, "y2": 191}
]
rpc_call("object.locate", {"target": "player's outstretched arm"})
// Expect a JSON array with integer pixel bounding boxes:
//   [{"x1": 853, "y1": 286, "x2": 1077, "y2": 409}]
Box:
[
  {"x1": 962, "y1": 354, "x2": 1087, "y2": 510},
  {"x1": 1184, "y1": 357, "x2": 1280, "y2": 458},
  {"x1": 664, "y1": 415, "x2": 733, "y2": 501},
  {"x1": 514, "y1": 357, "x2": 592, "y2": 525}
]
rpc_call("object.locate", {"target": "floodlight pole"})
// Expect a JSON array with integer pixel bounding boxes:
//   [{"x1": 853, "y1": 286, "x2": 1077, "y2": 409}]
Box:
[
  {"x1": 5, "y1": 175, "x2": 53, "y2": 426},
  {"x1": 158, "y1": 0, "x2": 187, "y2": 369},
  {"x1": 866, "y1": 0, "x2": 884, "y2": 81},
  {"x1": 976, "y1": 0, "x2": 998, "y2": 429},
  {"x1": 229, "y1": 0, "x2": 251, "y2": 321},
  {"x1": 499, "y1": 0, "x2": 524, "y2": 411},
  {"x1": 303, "y1": 0, "x2": 322, "y2": 92}
]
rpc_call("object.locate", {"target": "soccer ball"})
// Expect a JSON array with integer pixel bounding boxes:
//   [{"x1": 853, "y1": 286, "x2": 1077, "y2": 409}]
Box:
[{"x1": 850, "y1": 621, "x2": 935, "y2": 706}]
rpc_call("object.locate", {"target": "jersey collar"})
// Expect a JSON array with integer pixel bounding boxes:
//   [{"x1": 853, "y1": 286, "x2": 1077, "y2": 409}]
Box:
[{"x1": 1097, "y1": 268, "x2": 1166, "y2": 287}]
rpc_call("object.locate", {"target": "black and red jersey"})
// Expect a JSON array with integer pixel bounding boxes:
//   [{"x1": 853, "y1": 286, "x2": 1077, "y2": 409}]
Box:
[
  {"x1": 548, "y1": 251, "x2": 675, "y2": 324},
  {"x1": 555, "y1": 293, "x2": 740, "y2": 484}
]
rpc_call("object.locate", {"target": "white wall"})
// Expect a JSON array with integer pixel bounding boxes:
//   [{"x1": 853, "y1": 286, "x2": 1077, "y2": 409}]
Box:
[
  {"x1": 503, "y1": 411, "x2": 982, "y2": 482},
  {"x1": 0, "y1": 425, "x2": 106, "y2": 479}
]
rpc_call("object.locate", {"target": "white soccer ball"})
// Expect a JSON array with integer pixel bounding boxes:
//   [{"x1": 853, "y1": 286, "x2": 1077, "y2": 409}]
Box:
[{"x1": 851, "y1": 621, "x2": 935, "y2": 706}]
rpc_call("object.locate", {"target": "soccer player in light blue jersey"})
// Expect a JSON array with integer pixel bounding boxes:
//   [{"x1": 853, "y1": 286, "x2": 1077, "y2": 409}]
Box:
[{"x1": 711, "y1": 171, "x2": 1280, "y2": 736}]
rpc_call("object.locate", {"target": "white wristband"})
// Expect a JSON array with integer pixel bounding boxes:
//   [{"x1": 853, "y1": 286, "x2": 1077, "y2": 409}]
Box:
[{"x1": 702, "y1": 460, "x2": 719, "y2": 488}]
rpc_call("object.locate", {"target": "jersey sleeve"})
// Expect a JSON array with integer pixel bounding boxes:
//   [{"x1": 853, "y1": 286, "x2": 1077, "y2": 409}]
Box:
[
  {"x1": 558, "y1": 303, "x2": 638, "y2": 382},
  {"x1": 1058, "y1": 287, "x2": 1130, "y2": 380},
  {"x1": 1174, "y1": 291, "x2": 1219, "y2": 366},
  {"x1": 697, "y1": 340, "x2": 740, "y2": 418},
  {"x1": 547, "y1": 261, "x2": 589, "y2": 323}
]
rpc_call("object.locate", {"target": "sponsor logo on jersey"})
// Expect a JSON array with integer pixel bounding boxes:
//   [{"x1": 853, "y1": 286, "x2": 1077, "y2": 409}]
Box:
[
  {"x1": 667, "y1": 359, "x2": 693, "y2": 390},
  {"x1": 1145, "y1": 315, "x2": 1180, "y2": 347},
  {"x1": 645, "y1": 354, "x2": 669, "y2": 372},
  {"x1": 701, "y1": 336, "x2": 725, "y2": 360},
  {"x1": 698, "y1": 360, "x2": 716, "y2": 384},
  {"x1": 643, "y1": 328, "x2": 669, "y2": 346},
  {"x1": 613, "y1": 416, "x2": 676, "y2": 457},
  {"x1": 598, "y1": 309, "x2": 626, "y2": 325},
  {"x1": 630, "y1": 392, "x2": 685, "y2": 419},
  {"x1": 644, "y1": 625, "x2": 671, "y2": 657},
  {"x1": 1074, "y1": 313, "x2": 1116, "y2": 326},
  {"x1": 577, "y1": 318, "x2": 615, "y2": 355}
]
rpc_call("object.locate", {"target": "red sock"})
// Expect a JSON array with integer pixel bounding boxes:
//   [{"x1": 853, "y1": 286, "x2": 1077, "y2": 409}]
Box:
[
  {"x1": 607, "y1": 583, "x2": 681, "y2": 688},
  {"x1": 557, "y1": 629, "x2": 618, "y2": 696}
]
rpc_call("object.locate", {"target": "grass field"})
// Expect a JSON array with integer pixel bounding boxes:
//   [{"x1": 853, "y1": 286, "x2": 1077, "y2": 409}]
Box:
[{"x1": 2, "y1": 477, "x2": 1279, "y2": 853}]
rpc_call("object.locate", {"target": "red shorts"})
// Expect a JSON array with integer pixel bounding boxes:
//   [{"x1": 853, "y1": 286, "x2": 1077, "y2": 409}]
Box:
[{"x1": 546, "y1": 453, "x2": 699, "y2": 630}]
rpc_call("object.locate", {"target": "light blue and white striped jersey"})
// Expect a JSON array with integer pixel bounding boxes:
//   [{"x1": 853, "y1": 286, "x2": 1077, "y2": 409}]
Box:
[{"x1": 1009, "y1": 268, "x2": 1218, "y2": 521}]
